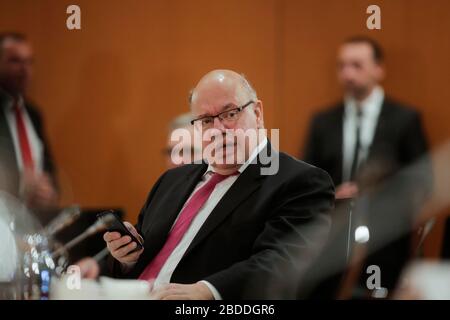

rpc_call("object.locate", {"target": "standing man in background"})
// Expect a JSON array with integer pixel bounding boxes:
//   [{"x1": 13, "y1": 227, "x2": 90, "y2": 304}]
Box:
[
  {"x1": 303, "y1": 36, "x2": 429, "y2": 198},
  {"x1": 0, "y1": 32, "x2": 59, "y2": 224},
  {"x1": 302, "y1": 36, "x2": 431, "y2": 295}
]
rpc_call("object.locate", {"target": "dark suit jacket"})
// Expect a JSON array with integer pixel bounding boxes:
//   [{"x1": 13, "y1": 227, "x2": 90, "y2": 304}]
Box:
[
  {"x1": 106, "y1": 144, "x2": 335, "y2": 299},
  {"x1": 302, "y1": 97, "x2": 431, "y2": 293},
  {"x1": 303, "y1": 97, "x2": 429, "y2": 187},
  {"x1": 0, "y1": 89, "x2": 58, "y2": 216}
]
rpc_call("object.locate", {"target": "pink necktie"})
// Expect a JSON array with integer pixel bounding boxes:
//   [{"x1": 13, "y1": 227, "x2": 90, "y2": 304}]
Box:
[
  {"x1": 138, "y1": 172, "x2": 233, "y2": 281},
  {"x1": 13, "y1": 102, "x2": 34, "y2": 171}
]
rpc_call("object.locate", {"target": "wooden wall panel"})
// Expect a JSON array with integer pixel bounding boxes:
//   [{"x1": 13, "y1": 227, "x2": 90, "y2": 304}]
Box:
[{"x1": 1, "y1": 0, "x2": 449, "y2": 256}]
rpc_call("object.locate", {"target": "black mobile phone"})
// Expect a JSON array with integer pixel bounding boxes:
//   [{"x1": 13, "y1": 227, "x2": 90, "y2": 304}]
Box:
[{"x1": 97, "y1": 210, "x2": 143, "y2": 251}]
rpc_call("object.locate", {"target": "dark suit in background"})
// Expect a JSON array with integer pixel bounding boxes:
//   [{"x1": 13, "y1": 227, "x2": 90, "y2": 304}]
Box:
[
  {"x1": 105, "y1": 145, "x2": 335, "y2": 299},
  {"x1": 303, "y1": 98, "x2": 428, "y2": 187},
  {"x1": 0, "y1": 89, "x2": 58, "y2": 224},
  {"x1": 302, "y1": 97, "x2": 431, "y2": 294}
]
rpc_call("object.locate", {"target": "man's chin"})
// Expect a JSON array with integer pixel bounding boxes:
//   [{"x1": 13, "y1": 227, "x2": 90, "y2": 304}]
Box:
[
  {"x1": 208, "y1": 158, "x2": 242, "y2": 170},
  {"x1": 214, "y1": 162, "x2": 238, "y2": 168},
  {"x1": 205, "y1": 144, "x2": 248, "y2": 168},
  {"x1": 3, "y1": 83, "x2": 26, "y2": 97},
  {"x1": 345, "y1": 86, "x2": 369, "y2": 99}
]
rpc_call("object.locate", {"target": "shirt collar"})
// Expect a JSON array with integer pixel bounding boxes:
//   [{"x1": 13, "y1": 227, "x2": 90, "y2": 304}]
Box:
[
  {"x1": 344, "y1": 85, "x2": 384, "y2": 117},
  {"x1": 205, "y1": 136, "x2": 268, "y2": 176}
]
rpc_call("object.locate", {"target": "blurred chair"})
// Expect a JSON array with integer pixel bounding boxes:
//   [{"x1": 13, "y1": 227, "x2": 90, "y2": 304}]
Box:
[{"x1": 299, "y1": 199, "x2": 354, "y2": 298}]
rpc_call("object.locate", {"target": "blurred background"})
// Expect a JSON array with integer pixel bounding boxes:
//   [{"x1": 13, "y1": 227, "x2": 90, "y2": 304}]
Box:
[{"x1": 0, "y1": 0, "x2": 449, "y2": 260}]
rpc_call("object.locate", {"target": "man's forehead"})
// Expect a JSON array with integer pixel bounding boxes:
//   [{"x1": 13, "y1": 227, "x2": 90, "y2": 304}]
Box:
[
  {"x1": 194, "y1": 78, "x2": 250, "y2": 101},
  {"x1": 2, "y1": 39, "x2": 32, "y2": 53},
  {"x1": 190, "y1": 70, "x2": 253, "y2": 114},
  {"x1": 192, "y1": 85, "x2": 240, "y2": 109},
  {"x1": 339, "y1": 43, "x2": 373, "y2": 59}
]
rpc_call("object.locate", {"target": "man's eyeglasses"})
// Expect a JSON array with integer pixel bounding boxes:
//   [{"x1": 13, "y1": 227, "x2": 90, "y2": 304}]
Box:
[{"x1": 190, "y1": 101, "x2": 255, "y2": 129}]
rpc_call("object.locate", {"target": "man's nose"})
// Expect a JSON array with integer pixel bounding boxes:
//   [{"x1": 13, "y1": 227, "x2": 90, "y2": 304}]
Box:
[{"x1": 213, "y1": 117, "x2": 226, "y2": 131}]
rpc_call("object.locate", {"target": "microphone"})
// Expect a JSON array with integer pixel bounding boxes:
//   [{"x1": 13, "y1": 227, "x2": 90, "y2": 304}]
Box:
[
  {"x1": 93, "y1": 247, "x2": 110, "y2": 262},
  {"x1": 52, "y1": 212, "x2": 116, "y2": 258},
  {"x1": 44, "y1": 205, "x2": 82, "y2": 236}
]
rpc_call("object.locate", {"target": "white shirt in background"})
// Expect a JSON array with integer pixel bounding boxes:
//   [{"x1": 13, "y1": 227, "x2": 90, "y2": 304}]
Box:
[{"x1": 342, "y1": 86, "x2": 384, "y2": 182}]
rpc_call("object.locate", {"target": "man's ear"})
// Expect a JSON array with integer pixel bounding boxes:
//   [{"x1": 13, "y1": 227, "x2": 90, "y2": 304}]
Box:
[
  {"x1": 375, "y1": 63, "x2": 385, "y2": 82},
  {"x1": 253, "y1": 100, "x2": 264, "y2": 128}
]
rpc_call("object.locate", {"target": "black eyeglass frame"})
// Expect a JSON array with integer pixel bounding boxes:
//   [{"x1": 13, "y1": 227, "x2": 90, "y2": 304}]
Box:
[{"x1": 190, "y1": 100, "x2": 255, "y2": 126}]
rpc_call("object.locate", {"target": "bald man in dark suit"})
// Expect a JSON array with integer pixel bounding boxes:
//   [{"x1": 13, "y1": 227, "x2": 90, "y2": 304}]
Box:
[{"x1": 103, "y1": 70, "x2": 335, "y2": 299}]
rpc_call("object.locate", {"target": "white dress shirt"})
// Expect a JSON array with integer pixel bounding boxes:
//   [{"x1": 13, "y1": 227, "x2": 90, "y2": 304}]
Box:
[
  {"x1": 2, "y1": 96, "x2": 44, "y2": 173},
  {"x1": 152, "y1": 137, "x2": 269, "y2": 299},
  {"x1": 342, "y1": 86, "x2": 384, "y2": 182}
]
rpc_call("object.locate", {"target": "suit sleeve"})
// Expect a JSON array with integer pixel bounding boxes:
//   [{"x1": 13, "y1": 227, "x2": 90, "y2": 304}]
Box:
[
  {"x1": 398, "y1": 111, "x2": 433, "y2": 207},
  {"x1": 26, "y1": 105, "x2": 59, "y2": 190},
  {"x1": 204, "y1": 166, "x2": 335, "y2": 299},
  {"x1": 399, "y1": 111, "x2": 429, "y2": 165},
  {"x1": 302, "y1": 114, "x2": 321, "y2": 166}
]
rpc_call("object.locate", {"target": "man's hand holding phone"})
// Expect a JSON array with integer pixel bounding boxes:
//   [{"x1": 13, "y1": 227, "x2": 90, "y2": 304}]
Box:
[{"x1": 103, "y1": 222, "x2": 144, "y2": 271}]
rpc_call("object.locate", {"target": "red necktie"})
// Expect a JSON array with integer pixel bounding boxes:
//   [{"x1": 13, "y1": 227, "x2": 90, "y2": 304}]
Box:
[
  {"x1": 138, "y1": 172, "x2": 232, "y2": 281},
  {"x1": 13, "y1": 101, "x2": 34, "y2": 171}
]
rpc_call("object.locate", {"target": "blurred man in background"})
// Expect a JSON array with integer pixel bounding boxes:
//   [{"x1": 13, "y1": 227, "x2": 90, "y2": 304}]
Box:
[
  {"x1": 303, "y1": 36, "x2": 428, "y2": 198},
  {"x1": 302, "y1": 36, "x2": 431, "y2": 296},
  {"x1": 0, "y1": 32, "x2": 58, "y2": 224}
]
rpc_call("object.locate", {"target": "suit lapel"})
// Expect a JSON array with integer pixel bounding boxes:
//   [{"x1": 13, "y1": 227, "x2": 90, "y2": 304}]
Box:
[
  {"x1": 0, "y1": 90, "x2": 14, "y2": 145},
  {"x1": 0, "y1": 90, "x2": 19, "y2": 175},
  {"x1": 0, "y1": 104, "x2": 14, "y2": 147},
  {"x1": 369, "y1": 98, "x2": 390, "y2": 158},
  {"x1": 334, "y1": 105, "x2": 344, "y2": 184},
  {"x1": 182, "y1": 147, "x2": 270, "y2": 258},
  {"x1": 132, "y1": 164, "x2": 208, "y2": 277},
  {"x1": 143, "y1": 164, "x2": 207, "y2": 251}
]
